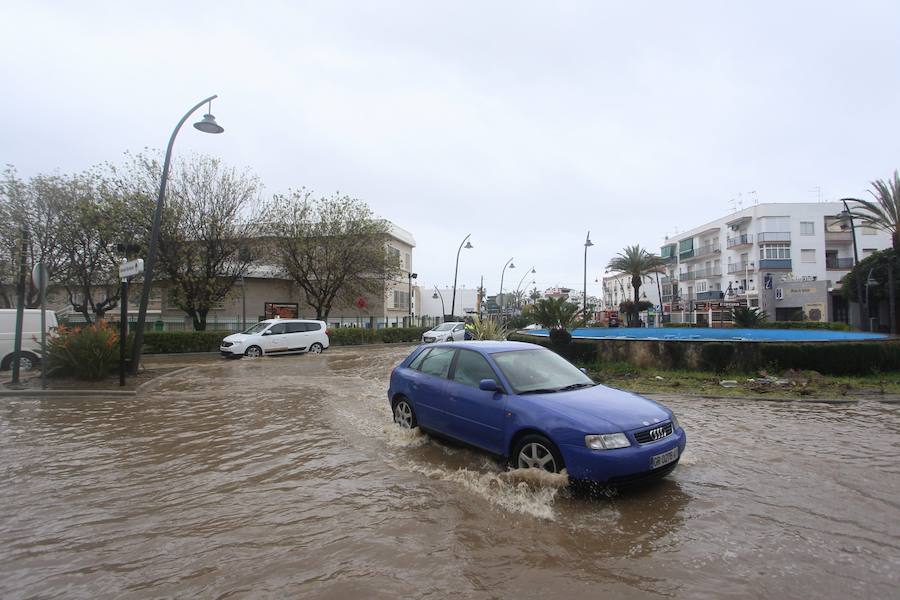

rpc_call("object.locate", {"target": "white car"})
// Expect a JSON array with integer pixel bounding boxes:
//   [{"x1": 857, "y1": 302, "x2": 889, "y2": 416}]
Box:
[
  {"x1": 421, "y1": 322, "x2": 467, "y2": 343},
  {"x1": 220, "y1": 319, "x2": 330, "y2": 358},
  {"x1": 0, "y1": 308, "x2": 58, "y2": 371}
]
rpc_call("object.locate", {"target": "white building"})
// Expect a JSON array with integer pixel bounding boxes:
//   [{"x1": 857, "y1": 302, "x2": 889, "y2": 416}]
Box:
[
  {"x1": 418, "y1": 286, "x2": 479, "y2": 319},
  {"x1": 657, "y1": 202, "x2": 891, "y2": 326},
  {"x1": 601, "y1": 272, "x2": 663, "y2": 313}
]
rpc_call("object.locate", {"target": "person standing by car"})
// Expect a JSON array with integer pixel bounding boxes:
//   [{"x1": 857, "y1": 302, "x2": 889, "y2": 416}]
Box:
[{"x1": 464, "y1": 317, "x2": 475, "y2": 340}]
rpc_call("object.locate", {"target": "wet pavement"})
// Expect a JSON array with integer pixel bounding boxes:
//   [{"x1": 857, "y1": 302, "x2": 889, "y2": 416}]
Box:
[{"x1": 1, "y1": 346, "x2": 899, "y2": 599}]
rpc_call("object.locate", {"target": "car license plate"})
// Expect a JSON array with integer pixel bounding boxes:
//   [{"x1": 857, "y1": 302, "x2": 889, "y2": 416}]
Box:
[{"x1": 651, "y1": 446, "x2": 678, "y2": 469}]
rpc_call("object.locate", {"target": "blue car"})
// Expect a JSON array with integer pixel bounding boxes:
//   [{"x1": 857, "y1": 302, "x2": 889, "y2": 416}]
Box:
[{"x1": 387, "y1": 341, "x2": 686, "y2": 486}]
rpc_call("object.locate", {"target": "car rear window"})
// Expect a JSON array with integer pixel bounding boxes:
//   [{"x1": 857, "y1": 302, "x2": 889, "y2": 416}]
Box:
[
  {"x1": 306, "y1": 322, "x2": 322, "y2": 331},
  {"x1": 285, "y1": 322, "x2": 306, "y2": 333},
  {"x1": 416, "y1": 347, "x2": 455, "y2": 379},
  {"x1": 452, "y1": 349, "x2": 497, "y2": 388}
]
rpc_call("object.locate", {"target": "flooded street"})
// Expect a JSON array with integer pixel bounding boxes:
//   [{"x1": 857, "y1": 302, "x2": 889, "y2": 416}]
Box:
[{"x1": 2, "y1": 346, "x2": 899, "y2": 599}]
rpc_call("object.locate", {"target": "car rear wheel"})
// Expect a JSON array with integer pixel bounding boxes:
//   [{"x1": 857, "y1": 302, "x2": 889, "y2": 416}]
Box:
[
  {"x1": 309, "y1": 342, "x2": 324, "y2": 354},
  {"x1": 244, "y1": 345, "x2": 263, "y2": 358},
  {"x1": 513, "y1": 434, "x2": 564, "y2": 473},
  {"x1": 3, "y1": 351, "x2": 38, "y2": 372},
  {"x1": 393, "y1": 397, "x2": 417, "y2": 429}
]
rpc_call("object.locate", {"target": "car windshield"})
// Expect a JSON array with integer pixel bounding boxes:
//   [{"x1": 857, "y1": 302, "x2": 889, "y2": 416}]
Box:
[
  {"x1": 491, "y1": 349, "x2": 595, "y2": 394},
  {"x1": 433, "y1": 323, "x2": 457, "y2": 332},
  {"x1": 243, "y1": 322, "x2": 271, "y2": 334}
]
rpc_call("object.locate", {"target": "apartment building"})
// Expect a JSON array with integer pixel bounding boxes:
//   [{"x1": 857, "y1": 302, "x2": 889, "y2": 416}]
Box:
[{"x1": 657, "y1": 203, "x2": 891, "y2": 326}]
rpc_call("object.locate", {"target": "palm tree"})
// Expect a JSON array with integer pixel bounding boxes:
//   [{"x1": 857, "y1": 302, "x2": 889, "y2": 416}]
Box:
[
  {"x1": 530, "y1": 297, "x2": 579, "y2": 329},
  {"x1": 606, "y1": 245, "x2": 665, "y2": 326},
  {"x1": 849, "y1": 170, "x2": 900, "y2": 334}
]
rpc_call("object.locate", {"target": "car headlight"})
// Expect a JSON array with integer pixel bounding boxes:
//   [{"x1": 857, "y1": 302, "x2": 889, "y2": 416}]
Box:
[
  {"x1": 670, "y1": 413, "x2": 680, "y2": 431},
  {"x1": 221, "y1": 341, "x2": 233, "y2": 347},
  {"x1": 585, "y1": 433, "x2": 631, "y2": 450}
]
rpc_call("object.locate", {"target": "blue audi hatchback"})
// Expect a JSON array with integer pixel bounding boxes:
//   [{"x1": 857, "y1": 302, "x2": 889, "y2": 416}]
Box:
[{"x1": 387, "y1": 341, "x2": 686, "y2": 485}]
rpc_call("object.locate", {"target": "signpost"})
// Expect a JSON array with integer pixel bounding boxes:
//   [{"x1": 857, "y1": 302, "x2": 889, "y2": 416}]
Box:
[
  {"x1": 31, "y1": 262, "x2": 49, "y2": 390},
  {"x1": 118, "y1": 259, "x2": 144, "y2": 386}
]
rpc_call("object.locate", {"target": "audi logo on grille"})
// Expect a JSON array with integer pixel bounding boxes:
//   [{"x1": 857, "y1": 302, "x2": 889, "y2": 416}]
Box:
[{"x1": 649, "y1": 426, "x2": 666, "y2": 441}]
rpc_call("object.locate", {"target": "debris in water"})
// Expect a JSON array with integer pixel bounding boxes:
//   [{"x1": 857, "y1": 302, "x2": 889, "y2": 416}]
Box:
[{"x1": 719, "y1": 380, "x2": 738, "y2": 388}]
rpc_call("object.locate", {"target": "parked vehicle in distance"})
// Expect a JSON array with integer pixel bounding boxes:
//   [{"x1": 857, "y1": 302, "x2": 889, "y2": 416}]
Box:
[
  {"x1": 387, "y1": 341, "x2": 686, "y2": 486},
  {"x1": 422, "y1": 321, "x2": 467, "y2": 343},
  {"x1": 220, "y1": 319, "x2": 330, "y2": 358},
  {"x1": 0, "y1": 308, "x2": 58, "y2": 371}
]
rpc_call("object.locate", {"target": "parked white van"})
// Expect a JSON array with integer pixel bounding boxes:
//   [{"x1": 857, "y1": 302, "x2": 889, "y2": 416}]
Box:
[
  {"x1": 0, "y1": 308, "x2": 58, "y2": 371},
  {"x1": 220, "y1": 319, "x2": 330, "y2": 358}
]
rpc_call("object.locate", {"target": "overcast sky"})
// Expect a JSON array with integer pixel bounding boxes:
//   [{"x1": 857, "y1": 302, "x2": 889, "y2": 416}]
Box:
[{"x1": 2, "y1": 1, "x2": 899, "y2": 297}]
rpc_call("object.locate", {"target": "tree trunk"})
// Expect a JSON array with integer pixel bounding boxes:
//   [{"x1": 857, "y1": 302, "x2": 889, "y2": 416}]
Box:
[
  {"x1": 632, "y1": 282, "x2": 641, "y2": 326},
  {"x1": 194, "y1": 309, "x2": 208, "y2": 331},
  {"x1": 890, "y1": 258, "x2": 897, "y2": 335}
]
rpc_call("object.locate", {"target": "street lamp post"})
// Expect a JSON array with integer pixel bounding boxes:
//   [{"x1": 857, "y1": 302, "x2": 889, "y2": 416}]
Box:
[
  {"x1": 515, "y1": 266, "x2": 536, "y2": 310},
  {"x1": 840, "y1": 198, "x2": 866, "y2": 330},
  {"x1": 130, "y1": 95, "x2": 224, "y2": 374},
  {"x1": 450, "y1": 234, "x2": 473, "y2": 319},
  {"x1": 407, "y1": 272, "x2": 417, "y2": 325},
  {"x1": 583, "y1": 231, "x2": 594, "y2": 322},
  {"x1": 499, "y1": 258, "x2": 515, "y2": 318},
  {"x1": 432, "y1": 287, "x2": 446, "y2": 323}
]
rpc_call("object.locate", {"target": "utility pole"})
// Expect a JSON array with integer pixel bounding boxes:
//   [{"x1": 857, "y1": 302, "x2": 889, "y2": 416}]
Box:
[{"x1": 11, "y1": 226, "x2": 28, "y2": 385}]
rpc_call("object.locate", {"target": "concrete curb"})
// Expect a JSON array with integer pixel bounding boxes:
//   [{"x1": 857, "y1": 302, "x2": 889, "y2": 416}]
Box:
[{"x1": 0, "y1": 388, "x2": 136, "y2": 397}]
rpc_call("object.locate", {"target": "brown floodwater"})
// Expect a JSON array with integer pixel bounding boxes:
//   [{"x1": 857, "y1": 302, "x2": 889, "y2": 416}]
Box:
[{"x1": 1, "y1": 346, "x2": 899, "y2": 599}]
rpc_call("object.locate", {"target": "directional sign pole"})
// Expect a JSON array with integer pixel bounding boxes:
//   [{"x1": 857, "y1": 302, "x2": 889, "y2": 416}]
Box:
[
  {"x1": 120, "y1": 276, "x2": 128, "y2": 387},
  {"x1": 32, "y1": 262, "x2": 48, "y2": 390}
]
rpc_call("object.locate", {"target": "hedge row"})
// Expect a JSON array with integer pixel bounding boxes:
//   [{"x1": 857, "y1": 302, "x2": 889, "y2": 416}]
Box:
[
  {"x1": 140, "y1": 327, "x2": 430, "y2": 354},
  {"x1": 508, "y1": 332, "x2": 900, "y2": 375}
]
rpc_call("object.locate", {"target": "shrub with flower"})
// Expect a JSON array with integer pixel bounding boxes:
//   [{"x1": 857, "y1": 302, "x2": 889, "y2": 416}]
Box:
[{"x1": 45, "y1": 321, "x2": 119, "y2": 380}]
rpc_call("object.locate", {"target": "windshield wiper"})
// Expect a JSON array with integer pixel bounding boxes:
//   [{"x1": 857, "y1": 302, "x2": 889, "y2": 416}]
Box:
[
  {"x1": 518, "y1": 388, "x2": 562, "y2": 395},
  {"x1": 557, "y1": 382, "x2": 596, "y2": 392}
]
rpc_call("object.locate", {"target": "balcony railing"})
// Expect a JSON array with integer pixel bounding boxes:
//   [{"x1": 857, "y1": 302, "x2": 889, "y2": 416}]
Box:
[
  {"x1": 757, "y1": 231, "x2": 791, "y2": 243},
  {"x1": 824, "y1": 230, "x2": 853, "y2": 243},
  {"x1": 678, "y1": 268, "x2": 722, "y2": 281},
  {"x1": 681, "y1": 244, "x2": 720, "y2": 261},
  {"x1": 826, "y1": 257, "x2": 854, "y2": 270},
  {"x1": 726, "y1": 234, "x2": 753, "y2": 248},
  {"x1": 726, "y1": 261, "x2": 755, "y2": 274},
  {"x1": 758, "y1": 258, "x2": 792, "y2": 270}
]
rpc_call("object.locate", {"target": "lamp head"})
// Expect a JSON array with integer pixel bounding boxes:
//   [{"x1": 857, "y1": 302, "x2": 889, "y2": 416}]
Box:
[
  {"x1": 433, "y1": 292, "x2": 439, "y2": 299},
  {"x1": 464, "y1": 241, "x2": 474, "y2": 250},
  {"x1": 193, "y1": 113, "x2": 224, "y2": 134},
  {"x1": 509, "y1": 262, "x2": 516, "y2": 269}
]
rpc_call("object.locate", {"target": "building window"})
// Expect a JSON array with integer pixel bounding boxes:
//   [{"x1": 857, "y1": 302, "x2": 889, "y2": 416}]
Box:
[
  {"x1": 758, "y1": 216, "x2": 790, "y2": 231},
  {"x1": 392, "y1": 290, "x2": 409, "y2": 309},
  {"x1": 760, "y1": 244, "x2": 791, "y2": 260},
  {"x1": 863, "y1": 248, "x2": 877, "y2": 257},
  {"x1": 388, "y1": 246, "x2": 400, "y2": 261},
  {"x1": 696, "y1": 281, "x2": 708, "y2": 293},
  {"x1": 801, "y1": 249, "x2": 816, "y2": 263},
  {"x1": 861, "y1": 226, "x2": 877, "y2": 235},
  {"x1": 800, "y1": 221, "x2": 814, "y2": 235}
]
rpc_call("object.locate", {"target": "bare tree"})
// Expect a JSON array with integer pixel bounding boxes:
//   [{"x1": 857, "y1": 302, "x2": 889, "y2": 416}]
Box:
[
  {"x1": 138, "y1": 154, "x2": 261, "y2": 330},
  {"x1": 0, "y1": 167, "x2": 69, "y2": 308},
  {"x1": 55, "y1": 170, "x2": 127, "y2": 322},
  {"x1": 264, "y1": 190, "x2": 401, "y2": 320}
]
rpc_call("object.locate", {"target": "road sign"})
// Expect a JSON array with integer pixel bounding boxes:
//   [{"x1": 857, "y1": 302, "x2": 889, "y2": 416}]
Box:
[
  {"x1": 119, "y1": 258, "x2": 144, "y2": 279},
  {"x1": 31, "y1": 262, "x2": 49, "y2": 292}
]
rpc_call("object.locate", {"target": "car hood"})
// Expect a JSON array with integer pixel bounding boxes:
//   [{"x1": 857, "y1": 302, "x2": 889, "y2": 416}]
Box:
[
  {"x1": 222, "y1": 333, "x2": 251, "y2": 343},
  {"x1": 523, "y1": 384, "x2": 671, "y2": 433},
  {"x1": 425, "y1": 330, "x2": 450, "y2": 336}
]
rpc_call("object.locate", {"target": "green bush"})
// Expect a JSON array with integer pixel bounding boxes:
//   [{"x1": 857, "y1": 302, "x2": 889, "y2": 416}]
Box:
[
  {"x1": 143, "y1": 331, "x2": 225, "y2": 353},
  {"x1": 327, "y1": 327, "x2": 379, "y2": 346},
  {"x1": 46, "y1": 322, "x2": 120, "y2": 380},
  {"x1": 380, "y1": 327, "x2": 429, "y2": 343},
  {"x1": 758, "y1": 321, "x2": 850, "y2": 331}
]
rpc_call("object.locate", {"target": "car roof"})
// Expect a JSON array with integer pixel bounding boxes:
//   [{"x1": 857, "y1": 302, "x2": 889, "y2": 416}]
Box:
[
  {"x1": 261, "y1": 318, "x2": 322, "y2": 323},
  {"x1": 424, "y1": 340, "x2": 541, "y2": 353}
]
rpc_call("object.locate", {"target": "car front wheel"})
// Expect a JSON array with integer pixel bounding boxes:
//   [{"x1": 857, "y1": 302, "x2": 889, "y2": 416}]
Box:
[
  {"x1": 244, "y1": 345, "x2": 263, "y2": 358},
  {"x1": 309, "y1": 342, "x2": 324, "y2": 354},
  {"x1": 393, "y1": 397, "x2": 418, "y2": 429},
  {"x1": 513, "y1": 434, "x2": 564, "y2": 473}
]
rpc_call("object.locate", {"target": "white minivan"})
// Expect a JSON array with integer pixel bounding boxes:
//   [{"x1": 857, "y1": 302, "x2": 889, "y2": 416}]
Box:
[
  {"x1": 220, "y1": 318, "x2": 330, "y2": 358},
  {"x1": 0, "y1": 308, "x2": 58, "y2": 371}
]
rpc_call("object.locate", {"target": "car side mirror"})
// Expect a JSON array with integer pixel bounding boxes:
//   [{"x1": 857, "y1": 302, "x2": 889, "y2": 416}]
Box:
[
  {"x1": 579, "y1": 367, "x2": 588, "y2": 374},
  {"x1": 479, "y1": 379, "x2": 499, "y2": 392},
  {"x1": 262, "y1": 330, "x2": 271, "y2": 336}
]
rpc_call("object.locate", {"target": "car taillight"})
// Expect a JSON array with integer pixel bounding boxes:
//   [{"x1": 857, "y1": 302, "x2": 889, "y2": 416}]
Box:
[{"x1": 325, "y1": 328, "x2": 332, "y2": 336}]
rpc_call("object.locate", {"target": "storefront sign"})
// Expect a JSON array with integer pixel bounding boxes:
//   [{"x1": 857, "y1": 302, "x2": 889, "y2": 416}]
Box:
[{"x1": 264, "y1": 302, "x2": 299, "y2": 319}]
